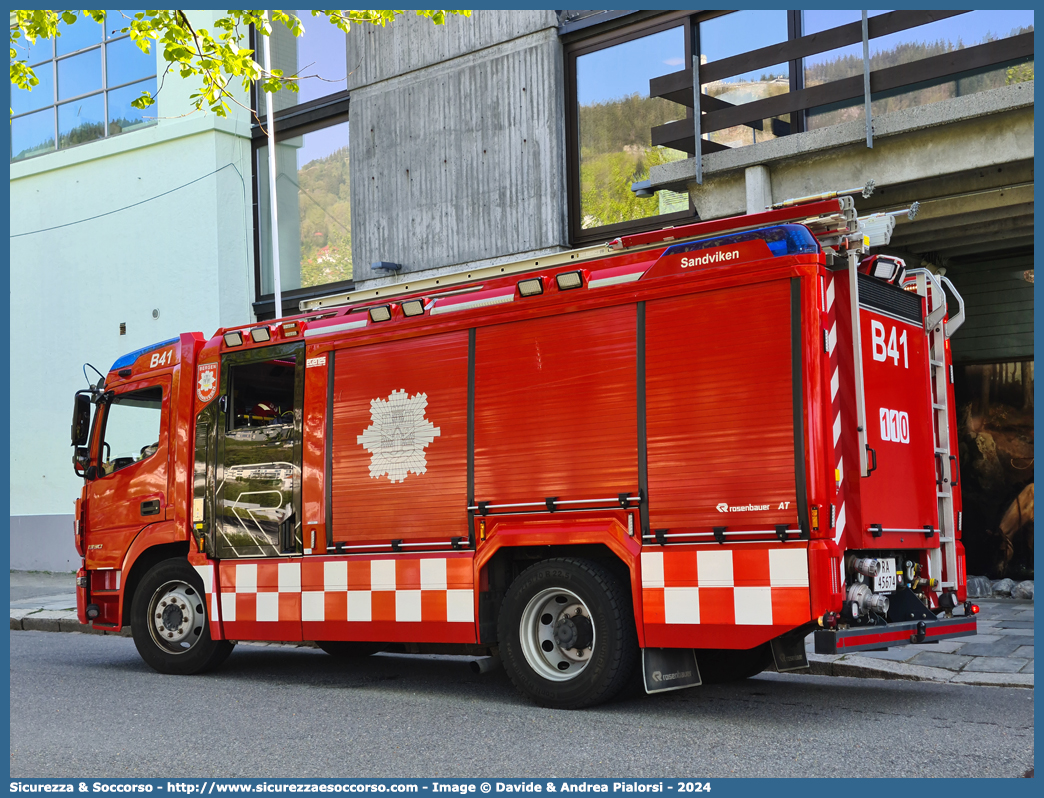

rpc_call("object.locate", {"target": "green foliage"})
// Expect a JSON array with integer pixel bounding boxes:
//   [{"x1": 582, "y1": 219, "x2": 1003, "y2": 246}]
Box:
[
  {"x1": 11, "y1": 10, "x2": 471, "y2": 118},
  {"x1": 580, "y1": 145, "x2": 684, "y2": 230},
  {"x1": 576, "y1": 92, "x2": 687, "y2": 229},
  {"x1": 297, "y1": 145, "x2": 353, "y2": 287}
]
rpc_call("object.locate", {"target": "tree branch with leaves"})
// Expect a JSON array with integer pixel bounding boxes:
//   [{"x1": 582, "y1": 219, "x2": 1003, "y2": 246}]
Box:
[{"x1": 10, "y1": 9, "x2": 469, "y2": 121}]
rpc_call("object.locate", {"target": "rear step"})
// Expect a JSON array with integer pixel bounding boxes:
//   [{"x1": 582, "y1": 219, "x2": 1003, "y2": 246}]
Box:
[{"x1": 814, "y1": 614, "x2": 977, "y2": 654}]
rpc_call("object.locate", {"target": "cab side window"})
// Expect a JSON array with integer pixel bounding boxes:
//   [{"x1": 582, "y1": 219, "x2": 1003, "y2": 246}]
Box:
[
  {"x1": 100, "y1": 386, "x2": 163, "y2": 476},
  {"x1": 228, "y1": 357, "x2": 297, "y2": 430}
]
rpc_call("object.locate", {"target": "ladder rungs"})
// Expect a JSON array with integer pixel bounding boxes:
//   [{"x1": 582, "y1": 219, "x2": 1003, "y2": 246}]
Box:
[
  {"x1": 930, "y1": 359, "x2": 945, "y2": 366},
  {"x1": 938, "y1": 581, "x2": 956, "y2": 588},
  {"x1": 938, "y1": 537, "x2": 955, "y2": 543},
  {"x1": 932, "y1": 403, "x2": 946, "y2": 410},
  {"x1": 937, "y1": 491, "x2": 952, "y2": 498},
  {"x1": 935, "y1": 447, "x2": 949, "y2": 454}
]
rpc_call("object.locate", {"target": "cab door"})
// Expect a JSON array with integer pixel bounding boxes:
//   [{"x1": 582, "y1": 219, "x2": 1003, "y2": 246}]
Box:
[
  {"x1": 212, "y1": 343, "x2": 304, "y2": 559},
  {"x1": 84, "y1": 379, "x2": 170, "y2": 572}
]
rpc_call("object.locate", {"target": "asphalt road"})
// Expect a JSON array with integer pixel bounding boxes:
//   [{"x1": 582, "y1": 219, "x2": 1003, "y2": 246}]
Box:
[{"x1": 10, "y1": 630, "x2": 1034, "y2": 779}]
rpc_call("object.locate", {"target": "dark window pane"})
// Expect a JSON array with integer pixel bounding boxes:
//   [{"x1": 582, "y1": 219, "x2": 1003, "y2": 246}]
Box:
[
  {"x1": 257, "y1": 120, "x2": 352, "y2": 294},
  {"x1": 108, "y1": 77, "x2": 157, "y2": 134},
  {"x1": 56, "y1": 16, "x2": 103, "y2": 56},
  {"x1": 575, "y1": 27, "x2": 688, "y2": 230},
  {"x1": 58, "y1": 48, "x2": 102, "y2": 100},
  {"x1": 11, "y1": 108, "x2": 56, "y2": 161},
  {"x1": 105, "y1": 10, "x2": 142, "y2": 39},
  {"x1": 106, "y1": 34, "x2": 155, "y2": 87},
  {"x1": 58, "y1": 94, "x2": 105, "y2": 149},
  {"x1": 700, "y1": 10, "x2": 791, "y2": 150},
  {"x1": 11, "y1": 62, "x2": 54, "y2": 115}
]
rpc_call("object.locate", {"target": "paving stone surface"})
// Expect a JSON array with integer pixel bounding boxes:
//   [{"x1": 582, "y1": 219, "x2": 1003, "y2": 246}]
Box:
[
  {"x1": 858, "y1": 647, "x2": 921, "y2": 662},
  {"x1": 956, "y1": 638, "x2": 1024, "y2": 657},
  {"x1": 962, "y1": 656, "x2": 1029, "y2": 673},
  {"x1": 1012, "y1": 645, "x2": 1034, "y2": 659},
  {"x1": 908, "y1": 651, "x2": 973, "y2": 670},
  {"x1": 1020, "y1": 660, "x2": 1033, "y2": 673},
  {"x1": 951, "y1": 633, "x2": 998, "y2": 645}
]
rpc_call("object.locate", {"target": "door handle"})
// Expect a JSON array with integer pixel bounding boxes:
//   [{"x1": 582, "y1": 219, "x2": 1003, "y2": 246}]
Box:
[{"x1": 141, "y1": 499, "x2": 161, "y2": 516}]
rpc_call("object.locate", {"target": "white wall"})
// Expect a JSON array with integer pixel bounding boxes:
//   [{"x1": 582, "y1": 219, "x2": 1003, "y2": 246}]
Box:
[{"x1": 8, "y1": 11, "x2": 256, "y2": 569}]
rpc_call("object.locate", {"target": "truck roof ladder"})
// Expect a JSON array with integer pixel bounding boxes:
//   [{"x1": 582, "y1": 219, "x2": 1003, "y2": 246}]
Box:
[
  {"x1": 907, "y1": 269, "x2": 966, "y2": 593},
  {"x1": 299, "y1": 191, "x2": 867, "y2": 314}
]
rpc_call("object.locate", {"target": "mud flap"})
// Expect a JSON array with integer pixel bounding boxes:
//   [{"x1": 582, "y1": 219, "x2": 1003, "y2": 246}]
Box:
[
  {"x1": 642, "y1": 648, "x2": 702, "y2": 694},
  {"x1": 770, "y1": 633, "x2": 810, "y2": 672}
]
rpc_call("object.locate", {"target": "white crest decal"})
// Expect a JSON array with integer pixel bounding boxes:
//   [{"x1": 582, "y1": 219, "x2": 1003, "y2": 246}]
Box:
[{"x1": 357, "y1": 390, "x2": 441, "y2": 483}]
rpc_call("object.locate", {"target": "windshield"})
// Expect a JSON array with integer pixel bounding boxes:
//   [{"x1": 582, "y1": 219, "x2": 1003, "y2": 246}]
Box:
[{"x1": 100, "y1": 386, "x2": 163, "y2": 476}]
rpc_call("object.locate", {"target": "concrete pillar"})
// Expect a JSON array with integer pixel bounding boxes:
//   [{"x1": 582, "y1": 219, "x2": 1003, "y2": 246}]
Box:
[{"x1": 745, "y1": 164, "x2": 772, "y2": 213}]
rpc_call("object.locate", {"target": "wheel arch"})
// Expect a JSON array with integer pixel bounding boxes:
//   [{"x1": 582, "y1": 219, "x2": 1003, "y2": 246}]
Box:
[
  {"x1": 477, "y1": 537, "x2": 644, "y2": 648},
  {"x1": 120, "y1": 538, "x2": 191, "y2": 627}
]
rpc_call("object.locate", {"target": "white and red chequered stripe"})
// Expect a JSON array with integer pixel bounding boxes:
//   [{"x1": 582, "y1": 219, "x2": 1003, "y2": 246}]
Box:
[
  {"x1": 193, "y1": 562, "x2": 219, "y2": 621},
  {"x1": 214, "y1": 557, "x2": 474, "y2": 625},
  {"x1": 641, "y1": 545, "x2": 809, "y2": 627},
  {"x1": 825, "y1": 272, "x2": 847, "y2": 589}
]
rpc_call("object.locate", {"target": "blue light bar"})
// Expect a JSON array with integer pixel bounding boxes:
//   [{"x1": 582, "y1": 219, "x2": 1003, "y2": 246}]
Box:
[
  {"x1": 110, "y1": 337, "x2": 179, "y2": 372},
  {"x1": 661, "y1": 224, "x2": 820, "y2": 261}
]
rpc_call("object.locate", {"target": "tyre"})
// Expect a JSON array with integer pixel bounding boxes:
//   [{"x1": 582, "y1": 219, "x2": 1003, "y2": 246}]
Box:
[
  {"x1": 315, "y1": 641, "x2": 385, "y2": 657},
  {"x1": 130, "y1": 559, "x2": 234, "y2": 675},
  {"x1": 694, "y1": 644, "x2": 772, "y2": 684},
  {"x1": 498, "y1": 558, "x2": 638, "y2": 709}
]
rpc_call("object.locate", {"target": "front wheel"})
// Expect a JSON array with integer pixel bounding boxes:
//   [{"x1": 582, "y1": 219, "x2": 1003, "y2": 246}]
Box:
[
  {"x1": 130, "y1": 559, "x2": 233, "y2": 675},
  {"x1": 498, "y1": 558, "x2": 638, "y2": 709}
]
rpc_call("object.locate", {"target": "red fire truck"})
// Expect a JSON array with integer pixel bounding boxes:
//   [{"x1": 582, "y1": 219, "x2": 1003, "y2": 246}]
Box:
[{"x1": 70, "y1": 186, "x2": 977, "y2": 708}]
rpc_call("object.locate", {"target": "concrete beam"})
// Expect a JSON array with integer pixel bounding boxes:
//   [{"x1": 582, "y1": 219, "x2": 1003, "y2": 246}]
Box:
[
  {"x1": 650, "y1": 82, "x2": 1034, "y2": 221},
  {"x1": 891, "y1": 204, "x2": 1034, "y2": 246},
  {"x1": 901, "y1": 184, "x2": 1034, "y2": 222},
  {"x1": 893, "y1": 214, "x2": 1035, "y2": 248},
  {"x1": 936, "y1": 236, "x2": 1035, "y2": 259}
]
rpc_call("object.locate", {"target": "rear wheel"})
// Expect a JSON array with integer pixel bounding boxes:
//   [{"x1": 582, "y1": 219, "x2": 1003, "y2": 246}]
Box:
[
  {"x1": 315, "y1": 641, "x2": 385, "y2": 657},
  {"x1": 694, "y1": 644, "x2": 772, "y2": 684},
  {"x1": 130, "y1": 559, "x2": 233, "y2": 675},
  {"x1": 498, "y1": 558, "x2": 638, "y2": 709}
]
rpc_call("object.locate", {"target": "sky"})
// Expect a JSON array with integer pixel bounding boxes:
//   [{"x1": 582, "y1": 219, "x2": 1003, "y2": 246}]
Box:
[{"x1": 577, "y1": 9, "x2": 1035, "y2": 103}]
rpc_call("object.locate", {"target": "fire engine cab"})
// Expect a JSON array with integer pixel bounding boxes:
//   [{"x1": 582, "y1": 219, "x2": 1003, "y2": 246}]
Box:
[{"x1": 70, "y1": 184, "x2": 977, "y2": 708}]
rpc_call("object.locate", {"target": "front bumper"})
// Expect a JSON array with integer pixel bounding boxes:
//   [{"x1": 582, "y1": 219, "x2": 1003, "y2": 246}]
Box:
[{"x1": 814, "y1": 615, "x2": 977, "y2": 655}]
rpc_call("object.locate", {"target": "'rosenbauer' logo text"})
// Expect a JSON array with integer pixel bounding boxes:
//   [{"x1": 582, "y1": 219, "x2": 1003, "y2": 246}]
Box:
[{"x1": 681, "y1": 249, "x2": 740, "y2": 268}]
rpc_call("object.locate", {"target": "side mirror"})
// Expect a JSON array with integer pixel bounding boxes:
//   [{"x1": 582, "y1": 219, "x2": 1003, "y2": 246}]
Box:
[
  {"x1": 73, "y1": 447, "x2": 93, "y2": 478},
  {"x1": 71, "y1": 393, "x2": 92, "y2": 446}
]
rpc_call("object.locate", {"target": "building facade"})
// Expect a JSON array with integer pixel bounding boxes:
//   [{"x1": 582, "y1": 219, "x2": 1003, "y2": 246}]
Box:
[{"x1": 9, "y1": 10, "x2": 1034, "y2": 576}]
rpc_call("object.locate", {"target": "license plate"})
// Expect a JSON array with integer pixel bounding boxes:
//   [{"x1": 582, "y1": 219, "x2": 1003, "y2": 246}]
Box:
[{"x1": 874, "y1": 559, "x2": 897, "y2": 592}]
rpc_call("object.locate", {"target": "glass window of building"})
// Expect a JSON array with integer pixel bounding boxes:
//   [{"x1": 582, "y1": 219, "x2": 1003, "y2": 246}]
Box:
[
  {"x1": 569, "y1": 24, "x2": 690, "y2": 240},
  {"x1": 256, "y1": 120, "x2": 352, "y2": 298},
  {"x1": 803, "y1": 10, "x2": 1034, "y2": 130},
  {"x1": 253, "y1": 11, "x2": 352, "y2": 314},
  {"x1": 698, "y1": 10, "x2": 791, "y2": 150},
  {"x1": 10, "y1": 10, "x2": 158, "y2": 162}
]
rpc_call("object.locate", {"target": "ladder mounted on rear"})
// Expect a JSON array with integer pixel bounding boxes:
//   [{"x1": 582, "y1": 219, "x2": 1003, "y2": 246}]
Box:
[{"x1": 905, "y1": 269, "x2": 966, "y2": 592}]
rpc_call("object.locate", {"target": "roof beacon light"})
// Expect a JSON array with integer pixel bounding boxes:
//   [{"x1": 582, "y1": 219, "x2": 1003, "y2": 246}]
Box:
[
  {"x1": 518, "y1": 278, "x2": 544, "y2": 297},
  {"x1": 250, "y1": 327, "x2": 272, "y2": 343},
  {"x1": 368, "y1": 305, "x2": 392, "y2": 323},
  {"x1": 401, "y1": 299, "x2": 425, "y2": 317},
  {"x1": 223, "y1": 331, "x2": 243, "y2": 347},
  {"x1": 556, "y1": 271, "x2": 583, "y2": 291}
]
